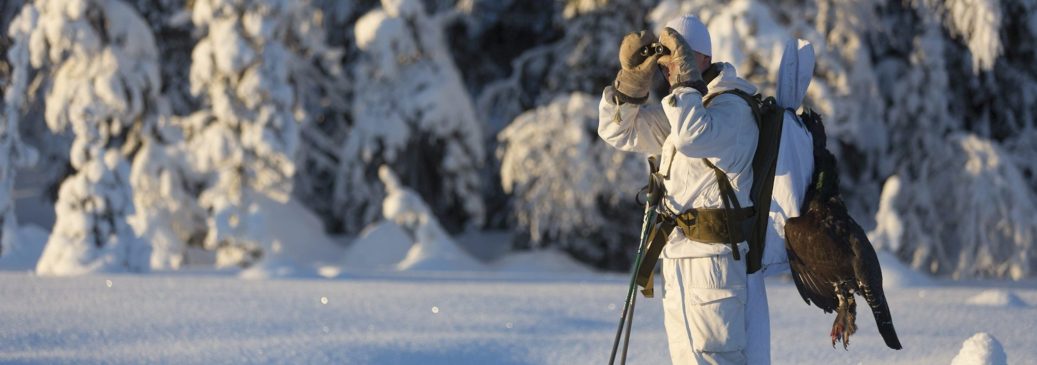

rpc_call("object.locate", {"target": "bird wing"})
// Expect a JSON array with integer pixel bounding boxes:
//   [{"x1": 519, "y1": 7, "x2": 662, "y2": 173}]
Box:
[{"x1": 784, "y1": 215, "x2": 844, "y2": 313}]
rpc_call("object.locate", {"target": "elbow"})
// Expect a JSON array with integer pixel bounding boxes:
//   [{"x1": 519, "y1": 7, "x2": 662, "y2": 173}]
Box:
[
  {"x1": 597, "y1": 124, "x2": 631, "y2": 151},
  {"x1": 598, "y1": 133, "x2": 639, "y2": 153}
]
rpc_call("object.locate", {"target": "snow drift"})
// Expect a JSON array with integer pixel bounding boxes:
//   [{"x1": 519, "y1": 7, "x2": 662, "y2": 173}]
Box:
[
  {"x1": 377, "y1": 166, "x2": 482, "y2": 271},
  {"x1": 951, "y1": 332, "x2": 1008, "y2": 365}
]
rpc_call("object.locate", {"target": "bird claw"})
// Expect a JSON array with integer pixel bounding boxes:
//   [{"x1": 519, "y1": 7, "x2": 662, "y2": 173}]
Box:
[
  {"x1": 830, "y1": 319, "x2": 851, "y2": 350},
  {"x1": 830, "y1": 334, "x2": 850, "y2": 350}
]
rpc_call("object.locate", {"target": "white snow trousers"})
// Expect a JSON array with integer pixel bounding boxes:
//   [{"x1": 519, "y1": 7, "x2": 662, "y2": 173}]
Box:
[{"x1": 661, "y1": 255, "x2": 770, "y2": 365}]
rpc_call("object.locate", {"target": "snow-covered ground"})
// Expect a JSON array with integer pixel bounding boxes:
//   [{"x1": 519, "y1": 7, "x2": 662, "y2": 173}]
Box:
[{"x1": 1, "y1": 270, "x2": 1034, "y2": 365}]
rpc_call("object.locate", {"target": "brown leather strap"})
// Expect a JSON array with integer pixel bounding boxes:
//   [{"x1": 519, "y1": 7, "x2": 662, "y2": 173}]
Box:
[
  {"x1": 672, "y1": 206, "x2": 754, "y2": 244},
  {"x1": 701, "y1": 158, "x2": 746, "y2": 260},
  {"x1": 635, "y1": 217, "x2": 674, "y2": 298}
]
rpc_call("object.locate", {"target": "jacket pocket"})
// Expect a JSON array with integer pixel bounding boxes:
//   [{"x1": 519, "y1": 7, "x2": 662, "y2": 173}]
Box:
[{"x1": 687, "y1": 287, "x2": 747, "y2": 353}]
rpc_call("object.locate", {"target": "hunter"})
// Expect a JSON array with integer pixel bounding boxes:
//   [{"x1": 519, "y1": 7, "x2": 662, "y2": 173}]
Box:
[{"x1": 597, "y1": 15, "x2": 768, "y2": 365}]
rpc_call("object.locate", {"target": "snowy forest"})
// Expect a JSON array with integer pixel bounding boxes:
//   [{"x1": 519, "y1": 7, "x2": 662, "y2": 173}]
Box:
[{"x1": 1, "y1": 0, "x2": 1035, "y2": 280}]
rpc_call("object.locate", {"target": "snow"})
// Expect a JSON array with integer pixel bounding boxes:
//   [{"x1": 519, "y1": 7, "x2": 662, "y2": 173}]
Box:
[
  {"x1": 0, "y1": 2, "x2": 40, "y2": 260},
  {"x1": 235, "y1": 196, "x2": 344, "y2": 279},
  {"x1": 877, "y1": 250, "x2": 935, "y2": 288},
  {"x1": 395, "y1": 233, "x2": 482, "y2": 271},
  {"x1": 128, "y1": 129, "x2": 207, "y2": 271},
  {"x1": 185, "y1": 0, "x2": 334, "y2": 267},
  {"x1": 951, "y1": 333, "x2": 1008, "y2": 365},
  {"x1": 874, "y1": 134, "x2": 1037, "y2": 279},
  {"x1": 1, "y1": 272, "x2": 1035, "y2": 364},
  {"x1": 17, "y1": 0, "x2": 159, "y2": 275},
  {"x1": 342, "y1": 221, "x2": 413, "y2": 271},
  {"x1": 252, "y1": 196, "x2": 342, "y2": 266},
  {"x1": 496, "y1": 92, "x2": 643, "y2": 263},
  {"x1": 489, "y1": 249, "x2": 594, "y2": 274},
  {"x1": 239, "y1": 254, "x2": 320, "y2": 280},
  {"x1": 0, "y1": 224, "x2": 48, "y2": 271},
  {"x1": 965, "y1": 290, "x2": 1029, "y2": 308},
  {"x1": 870, "y1": 176, "x2": 905, "y2": 251},
  {"x1": 0, "y1": 5, "x2": 1034, "y2": 364},
  {"x1": 345, "y1": 0, "x2": 486, "y2": 234},
  {"x1": 377, "y1": 166, "x2": 482, "y2": 272},
  {"x1": 943, "y1": 0, "x2": 1003, "y2": 72}
]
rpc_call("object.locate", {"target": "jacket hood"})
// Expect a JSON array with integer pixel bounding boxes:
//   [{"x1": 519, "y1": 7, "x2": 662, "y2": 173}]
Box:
[
  {"x1": 775, "y1": 39, "x2": 815, "y2": 110},
  {"x1": 706, "y1": 62, "x2": 757, "y2": 97}
]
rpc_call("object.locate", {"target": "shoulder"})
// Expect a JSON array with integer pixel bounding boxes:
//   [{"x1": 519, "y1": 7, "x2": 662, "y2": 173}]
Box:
[{"x1": 706, "y1": 91, "x2": 755, "y2": 116}]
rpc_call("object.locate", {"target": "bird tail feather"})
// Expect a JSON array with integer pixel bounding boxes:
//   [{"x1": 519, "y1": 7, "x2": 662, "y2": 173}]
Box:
[{"x1": 870, "y1": 300, "x2": 902, "y2": 350}]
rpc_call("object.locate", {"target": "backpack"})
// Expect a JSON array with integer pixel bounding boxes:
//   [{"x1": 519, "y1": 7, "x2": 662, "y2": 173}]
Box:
[
  {"x1": 635, "y1": 89, "x2": 787, "y2": 297},
  {"x1": 702, "y1": 90, "x2": 784, "y2": 274}
]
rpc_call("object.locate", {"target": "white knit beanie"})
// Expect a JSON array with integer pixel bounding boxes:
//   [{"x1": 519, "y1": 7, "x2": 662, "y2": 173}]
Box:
[{"x1": 664, "y1": 15, "x2": 711, "y2": 56}]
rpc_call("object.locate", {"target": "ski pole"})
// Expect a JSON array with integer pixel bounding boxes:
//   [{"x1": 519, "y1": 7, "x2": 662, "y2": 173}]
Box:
[
  {"x1": 609, "y1": 156, "x2": 663, "y2": 365},
  {"x1": 619, "y1": 290, "x2": 637, "y2": 365},
  {"x1": 609, "y1": 188, "x2": 659, "y2": 362},
  {"x1": 608, "y1": 199, "x2": 658, "y2": 365}
]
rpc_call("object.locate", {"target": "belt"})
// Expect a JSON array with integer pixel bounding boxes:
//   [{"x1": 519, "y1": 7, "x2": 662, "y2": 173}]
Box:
[
  {"x1": 635, "y1": 205, "x2": 754, "y2": 298},
  {"x1": 670, "y1": 206, "x2": 755, "y2": 244}
]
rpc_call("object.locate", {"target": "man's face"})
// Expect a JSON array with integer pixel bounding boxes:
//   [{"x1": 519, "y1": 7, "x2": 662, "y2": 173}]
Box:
[
  {"x1": 694, "y1": 52, "x2": 712, "y2": 74},
  {"x1": 659, "y1": 51, "x2": 712, "y2": 82}
]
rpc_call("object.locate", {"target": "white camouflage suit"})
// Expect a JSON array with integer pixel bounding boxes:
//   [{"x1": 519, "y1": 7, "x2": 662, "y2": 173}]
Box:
[{"x1": 598, "y1": 62, "x2": 764, "y2": 365}]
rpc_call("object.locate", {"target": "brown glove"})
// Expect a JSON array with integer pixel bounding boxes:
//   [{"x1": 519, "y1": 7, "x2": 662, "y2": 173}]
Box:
[
  {"x1": 613, "y1": 31, "x2": 663, "y2": 104},
  {"x1": 658, "y1": 27, "x2": 706, "y2": 94}
]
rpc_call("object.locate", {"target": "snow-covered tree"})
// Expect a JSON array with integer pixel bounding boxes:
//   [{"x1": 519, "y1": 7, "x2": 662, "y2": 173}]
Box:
[
  {"x1": 441, "y1": 0, "x2": 560, "y2": 102},
  {"x1": 125, "y1": 0, "x2": 198, "y2": 116},
  {"x1": 4, "y1": 0, "x2": 71, "y2": 213},
  {"x1": 476, "y1": 0, "x2": 655, "y2": 135},
  {"x1": 871, "y1": 134, "x2": 1032, "y2": 279},
  {"x1": 291, "y1": 0, "x2": 371, "y2": 234},
  {"x1": 106, "y1": 0, "x2": 213, "y2": 269},
  {"x1": 186, "y1": 0, "x2": 336, "y2": 267},
  {"x1": 127, "y1": 114, "x2": 207, "y2": 269},
  {"x1": 0, "y1": 2, "x2": 39, "y2": 258},
  {"x1": 335, "y1": 0, "x2": 485, "y2": 234},
  {"x1": 872, "y1": 134, "x2": 1036, "y2": 280},
  {"x1": 11, "y1": 0, "x2": 161, "y2": 275},
  {"x1": 497, "y1": 93, "x2": 644, "y2": 269},
  {"x1": 866, "y1": 0, "x2": 1037, "y2": 279},
  {"x1": 467, "y1": 0, "x2": 655, "y2": 244}
]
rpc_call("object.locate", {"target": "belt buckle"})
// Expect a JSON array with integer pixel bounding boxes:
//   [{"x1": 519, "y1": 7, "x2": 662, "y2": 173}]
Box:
[{"x1": 684, "y1": 209, "x2": 698, "y2": 225}]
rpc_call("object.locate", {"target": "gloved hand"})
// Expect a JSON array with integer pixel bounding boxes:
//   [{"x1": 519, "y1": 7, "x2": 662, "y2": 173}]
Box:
[
  {"x1": 658, "y1": 27, "x2": 706, "y2": 94},
  {"x1": 613, "y1": 30, "x2": 663, "y2": 104}
]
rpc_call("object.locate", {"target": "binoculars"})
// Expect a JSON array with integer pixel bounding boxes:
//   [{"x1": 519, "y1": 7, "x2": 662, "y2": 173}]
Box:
[{"x1": 640, "y1": 43, "x2": 670, "y2": 57}]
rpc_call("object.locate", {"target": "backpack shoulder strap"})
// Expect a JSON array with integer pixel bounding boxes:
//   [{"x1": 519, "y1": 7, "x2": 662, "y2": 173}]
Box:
[
  {"x1": 701, "y1": 157, "x2": 744, "y2": 260},
  {"x1": 704, "y1": 89, "x2": 763, "y2": 126},
  {"x1": 699, "y1": 89, "x2": 761, "y2": 262}
]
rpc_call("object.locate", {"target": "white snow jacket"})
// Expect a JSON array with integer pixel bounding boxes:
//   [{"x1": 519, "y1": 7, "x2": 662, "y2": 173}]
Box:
[
  {"x1": 598, "y1": 63, "x2": 758, "y2": 259},
  {"x1": 761, "y1": 40, "x2": 816, "y2": 276}
]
